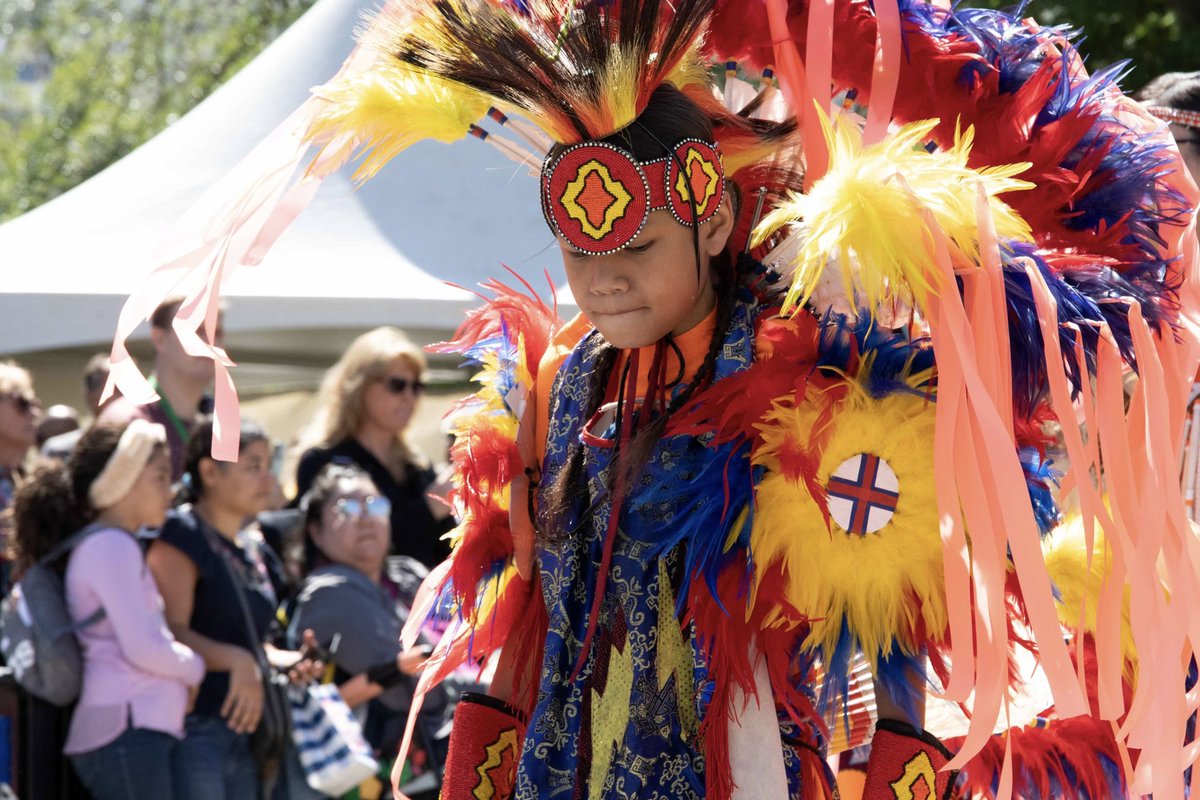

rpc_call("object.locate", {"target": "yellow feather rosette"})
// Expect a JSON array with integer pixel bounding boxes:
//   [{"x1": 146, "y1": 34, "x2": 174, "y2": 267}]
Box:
[
  {"x1": 750, "y1": 382, "x2": 945, "y2": 665},
  {"x1": 752, "y1": 107, "x2": 1035, "y2": 316}
]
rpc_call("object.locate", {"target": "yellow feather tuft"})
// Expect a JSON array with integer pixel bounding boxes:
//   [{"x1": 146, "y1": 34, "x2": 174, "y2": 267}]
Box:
[
  {"x1": 749, "y1": 386, "x2": 943, "y2": 665},
  {"x1": 306, "y1": 59, "x2": 491, "y2": 183},
  {"x1": 463, "y1": 561, "x2": 520, "y2": 625},
  {"x1": 1042, "y1": 512, "x2": 1138, "y2": 682},
  {"x1": 752, "y1": 107, "x2": 1035, "y2": 316},
  {"x1": 665, "y1": 40, "x2": 712, "y2": 94},
  {"x1": 594, "y1": 47, "x2": 643, "y2": 136}
]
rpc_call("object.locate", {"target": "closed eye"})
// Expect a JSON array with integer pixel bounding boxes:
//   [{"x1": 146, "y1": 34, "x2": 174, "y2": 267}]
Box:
[{"x1": 627, "y1": 240, "x2": 655, "y2": 253}]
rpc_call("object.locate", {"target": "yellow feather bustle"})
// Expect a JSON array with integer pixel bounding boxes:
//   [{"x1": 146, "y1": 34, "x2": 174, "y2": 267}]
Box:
[
  {"x1": 452, "y1": 335, "x2": 534, "y2": 427},
  {"x1": 752, "y1": 107, "x2": 1035, "y2": 316},
  {"x1": 749, "y1": 380, "x2": 944, "y2": 664},
  {"x1": 441, "y1": 345, "x2": 525, "y2": 553},
  {"x1": 1042, "y1": 512, "x2": 1138, "y2": 682},
  {"x1": 436, "y1": 328, "x2": 531, "y2": 614},
  {"x1": 305, "y1": 60, "x2": 492, "y2": 183}
]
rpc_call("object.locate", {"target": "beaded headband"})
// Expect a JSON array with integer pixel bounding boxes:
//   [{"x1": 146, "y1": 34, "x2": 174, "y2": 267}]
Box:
[
  {"x1": 1146, "y1": 105, "x2": 1200, "y2": 131},
  {"x1": 541, "y1": 138, "x2": 725, "y2": 255}
]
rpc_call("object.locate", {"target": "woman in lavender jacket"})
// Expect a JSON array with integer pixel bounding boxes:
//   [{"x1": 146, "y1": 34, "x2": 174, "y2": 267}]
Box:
[{"x1": 11, "y1": 420, "x2": 204, "y2": 800}]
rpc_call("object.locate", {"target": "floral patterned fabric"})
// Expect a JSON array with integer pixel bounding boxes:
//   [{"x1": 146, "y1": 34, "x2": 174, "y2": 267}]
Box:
[{"x1": 517, "y1": 291, "x2": 820, "y2": 799}]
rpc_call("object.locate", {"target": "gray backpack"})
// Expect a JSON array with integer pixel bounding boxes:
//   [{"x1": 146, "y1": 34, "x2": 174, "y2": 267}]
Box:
[{"x1": 0, "y1": 525, "x2": 107, "y2": 705}]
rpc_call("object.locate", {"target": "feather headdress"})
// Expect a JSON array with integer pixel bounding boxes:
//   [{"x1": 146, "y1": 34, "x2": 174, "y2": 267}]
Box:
[{"x1": 306, "y1": 0, "x2": 716, "y2": 169}]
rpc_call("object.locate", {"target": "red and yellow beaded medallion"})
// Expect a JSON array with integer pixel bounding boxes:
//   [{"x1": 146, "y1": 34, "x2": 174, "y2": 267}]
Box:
[
  {"x1": 544, "y1": 143, "x2": 650, "y2": 255},
  {"x1": 665, "y1": 139, "x2": 724, "y2": 226},
  {"x1": 542, "y1": 139, "x2": 725, "y2": 254}
]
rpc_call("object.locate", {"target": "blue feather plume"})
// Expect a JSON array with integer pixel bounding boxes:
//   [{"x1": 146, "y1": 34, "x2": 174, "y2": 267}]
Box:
[
  {"x1": 1020, "y1": 446, "x2": 1062, "y2": 536},
  {"x1": 631, "y1": 436, "x2": 756, "y2": 616},
  {"x1": 1002, "y1": 244, "x2": 1103, "y2": 416},
  {"x1": 814, "y1": 312, "x2": 935, "y2": 399},
  {"x1": 816, "y1": 622, "x2": 926, "y2": 737}
]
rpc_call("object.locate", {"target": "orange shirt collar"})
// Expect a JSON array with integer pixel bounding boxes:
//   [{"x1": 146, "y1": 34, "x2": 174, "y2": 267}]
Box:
[{"x1": 617, "y1": 306, "x2": 718, "y2": 398}]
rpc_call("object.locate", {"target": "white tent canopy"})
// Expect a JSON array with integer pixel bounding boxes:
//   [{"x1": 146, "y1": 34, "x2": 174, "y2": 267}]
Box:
[{"x1": 0, "y1": 0, "x2": 568, "y2": 359}]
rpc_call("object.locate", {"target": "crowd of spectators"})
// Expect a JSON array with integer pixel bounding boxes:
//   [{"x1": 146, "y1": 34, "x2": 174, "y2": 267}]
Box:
[{"x1": 0, "y1": 298, "x2": 464, "y2": 800}]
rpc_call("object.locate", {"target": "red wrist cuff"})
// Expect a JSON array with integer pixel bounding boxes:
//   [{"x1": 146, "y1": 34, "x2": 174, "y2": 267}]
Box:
[
  {"x1": 862, "y1": 720, "x2": 956, "y2": 800},
  {"x1": 441, "y1": 693, "x2": 525, "y2": 800}
]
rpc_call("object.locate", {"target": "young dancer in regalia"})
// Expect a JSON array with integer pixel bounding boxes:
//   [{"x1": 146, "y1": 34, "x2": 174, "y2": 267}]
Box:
[
  {"x1": 298, "y1": 2, "x2": 1200, "y2": 798},
  {"x1": 110, "y1": 0, "x2": 1200, "y2": 797}
]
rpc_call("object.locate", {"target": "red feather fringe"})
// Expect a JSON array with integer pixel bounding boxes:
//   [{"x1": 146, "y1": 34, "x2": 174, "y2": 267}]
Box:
[
  {"x1": 668, "y1": 310, "x2": 825, "y2": 445},
  {"x1": 686, "y1": 560, "x2": 820, "y2": 800},
  {"x1": 429, "y1": 271, "x2": 558, "y2": 368},
  {"x1": 952, "y1": 636, "x2": 1133, "y2": 800},
  {"x1": 706, "y1": 1, "x2": 1159, "y2": 273},
  {"x1": 426, "y1": 274, "x2": 561, "y2": 643}
]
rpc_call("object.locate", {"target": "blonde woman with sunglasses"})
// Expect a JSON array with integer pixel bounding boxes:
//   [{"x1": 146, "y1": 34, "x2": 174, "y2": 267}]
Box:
[{"x1": 292, "y1": 328, "x2": 453, "y2": 570}]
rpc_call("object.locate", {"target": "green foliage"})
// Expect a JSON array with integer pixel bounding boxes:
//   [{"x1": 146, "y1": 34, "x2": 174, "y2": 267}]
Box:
[
  {"x1": 975, "y1": 0, "x2": 1200, "y2": 90},
  {"x1": 0, "y1": 0, "x2": 315, "y2": 223}
]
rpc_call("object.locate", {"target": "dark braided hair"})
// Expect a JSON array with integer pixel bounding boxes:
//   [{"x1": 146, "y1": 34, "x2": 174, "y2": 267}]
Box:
[{"x1": 539, "y1": 84, "x2": 744, "y2": 542}]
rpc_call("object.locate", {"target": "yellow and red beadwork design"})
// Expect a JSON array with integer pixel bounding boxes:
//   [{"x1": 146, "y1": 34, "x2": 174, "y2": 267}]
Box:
[
  {"x1": 472, "y1": 727, "x2": 520, "y2": 800},
  {"x1": 888, "y1": 752, "x2": 938, "y2": 800},
  {"x1": 542, "y1": 139, "x2": 724, "y2": 254},
  {"x1": 665, "y1": 139, "x2": 724, "y2": 227}
]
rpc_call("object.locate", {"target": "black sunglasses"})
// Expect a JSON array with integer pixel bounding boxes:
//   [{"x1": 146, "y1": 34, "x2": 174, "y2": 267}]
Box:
[
  {"x1": 381, "y1": 376, "x2": 425, "y2": 395},
  {"x1": 2, "y1": 393, "x2": 41, "y2": 415}
]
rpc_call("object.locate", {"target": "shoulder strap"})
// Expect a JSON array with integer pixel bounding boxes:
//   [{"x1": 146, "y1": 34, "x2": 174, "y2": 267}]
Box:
[
  {"x1": 35, "y1": 524, "x2": 113, "y2": 630},
  {"x1": 198, "y1": 523, "x2": 273, "y2": 674},
  {"x1": 39, "y1": 522, "x2": 110, "y2": 566},
  {"x1": 72, "y1": 607, "x2": 106, "y2": 630}
]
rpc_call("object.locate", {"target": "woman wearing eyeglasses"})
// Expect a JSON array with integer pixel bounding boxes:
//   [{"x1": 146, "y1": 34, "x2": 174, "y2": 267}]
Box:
[
  {"x1": 292, "y1": 327, "x2": 454, "y2": 570},
  {"x1": 285, "y1": 463, "x2": 443, "y2": 798}
]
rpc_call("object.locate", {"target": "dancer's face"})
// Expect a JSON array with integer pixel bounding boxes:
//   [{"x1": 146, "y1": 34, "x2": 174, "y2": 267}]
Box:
[{"x1": 559, "y1": 201, "x2": 734, "y2": 349}]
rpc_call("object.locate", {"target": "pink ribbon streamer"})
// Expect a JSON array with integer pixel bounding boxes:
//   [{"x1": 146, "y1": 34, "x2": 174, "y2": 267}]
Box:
[
  {"x1": 863, "y1": 0, "x2": 901, "y2": 146},
  {"x1": 924, "y1": 197, "x2": 1089, "y2": 772},
  {"x1": 100, "y1": 3, "x2": 400, "y2": 460},
  {"x1": 803, "y1": 0, "x2": 833, "y2": 187},
  {"x1": 764, "y1": 0, "x2": 813, "y2": 186}
]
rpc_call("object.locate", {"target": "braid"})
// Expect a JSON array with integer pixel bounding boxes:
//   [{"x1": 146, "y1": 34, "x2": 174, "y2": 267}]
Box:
[
  {"x1": 538, "y1": 252, "x2": 744, "y2": 545},
  {"x1": 670, "y1": 248, "x2": 740, "y2": 416},
  {"x1": 614, "y1": 249, "x2": 742, "y2": 495},
  {"x1": 538, "y1": 337, "x2": 620, "y2": 544}
]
